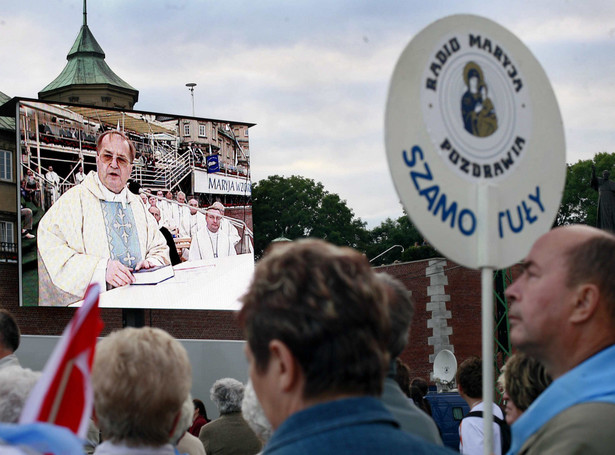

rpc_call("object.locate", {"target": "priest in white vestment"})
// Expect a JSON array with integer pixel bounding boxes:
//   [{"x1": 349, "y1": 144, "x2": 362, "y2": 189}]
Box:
[
  {"x1": 188, "y1": 207, "x2": 237, "y2": 261},
  {"x1": 210, "y1": 201, "x2": 241, "y2": 247},
  {"x1": 37, "y1": 131, "x2": 170, "y2": 306},
  {"x1": 180, "y1": 198, "x2": 206, "y2": 239}
]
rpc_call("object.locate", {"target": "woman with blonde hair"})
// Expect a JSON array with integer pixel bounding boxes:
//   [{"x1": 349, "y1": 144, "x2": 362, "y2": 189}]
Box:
[{"x1": 498, "y1": 353, "x2": 552, "y2": 425}]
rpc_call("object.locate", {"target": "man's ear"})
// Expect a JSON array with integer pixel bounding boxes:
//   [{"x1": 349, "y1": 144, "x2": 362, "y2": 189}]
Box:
[
  {"x1": 269, "y1": 339, "x2": 300, "y2": 393},
  {"x1": 570, "y1": 284, "x2": 600, "y2": 324}
]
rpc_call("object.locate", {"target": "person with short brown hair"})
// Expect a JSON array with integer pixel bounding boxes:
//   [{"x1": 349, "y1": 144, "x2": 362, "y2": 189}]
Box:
[
  {"x1": 238, "y1": 239, "x2": 453, "y2": 455},
  {"x1": 456, "y1": 357, "x2": 504, "y2": 455}
]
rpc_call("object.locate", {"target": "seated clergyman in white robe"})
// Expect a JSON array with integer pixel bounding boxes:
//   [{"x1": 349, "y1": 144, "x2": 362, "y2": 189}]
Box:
[
  {"x1": 180, "y1": 207, "x2": 206, "y2": 240},
  {"x1": 188, "y1": 208, "x2": 237, "y2": 261},
  {"x1": 209, "y1": 202, "x2": 241, "y2": 247},
  {"x1": 37, "y1": 171, "x2": 170, "y2": 306}
]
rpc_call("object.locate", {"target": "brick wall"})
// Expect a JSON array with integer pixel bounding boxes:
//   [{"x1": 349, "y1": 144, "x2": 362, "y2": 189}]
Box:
[{"x1": 378, "y1": 259, "x2": 521, "y2": 385}]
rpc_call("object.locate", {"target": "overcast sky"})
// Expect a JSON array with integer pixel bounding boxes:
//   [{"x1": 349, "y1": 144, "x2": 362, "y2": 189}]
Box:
[{"x1": 2, "y1": 1, "x2": 614, "y2": 227}]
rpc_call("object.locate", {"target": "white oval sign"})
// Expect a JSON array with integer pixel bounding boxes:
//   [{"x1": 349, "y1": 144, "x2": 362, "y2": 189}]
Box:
[{"x1": 385, "y1": 15, "x2": 566, "y2": 269}]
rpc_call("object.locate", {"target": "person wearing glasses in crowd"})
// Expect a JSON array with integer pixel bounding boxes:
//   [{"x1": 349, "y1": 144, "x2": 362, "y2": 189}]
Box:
[{"x1": 37, "y1": 130, "x2": 170, "y2": 306}]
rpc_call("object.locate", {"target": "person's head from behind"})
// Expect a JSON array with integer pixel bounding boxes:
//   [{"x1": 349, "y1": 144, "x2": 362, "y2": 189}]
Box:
[
  {"x1": 499, "y1": 353, "x2": 552, "y2": 425},
  {"x1": 0, "y1": 366, "x2": 41, "y2": 423},
  {"x1": 238, "y1": 239, "x2": 390, "y2": 429},
  {"x1": 456, "y1": 356, "x2": 482, "y2": 400},
  {"x1": 210, "y1": 378, "x2": 244, "y2": 415},
  {"x1": 0, "y1": 309, "x2": 20, "y2": 359},
  {"x1": 411, "y1": 377, "x2": 429, "y2": 397},
  {"x1": 92, "y1": 327, "x2": 191, "y2": 447},
  {"x1": 375, "y1": 272, "x2": 414, "y2": 359},
  {"x1": 394, "y1": 358, "x2": 411, "y2": 397},
  {"x1": 409, "y1": 384, "x2": 424, "y2": 407},
  {"x1": 193, "y1": 398, "x2": 207, "y2": 421}
]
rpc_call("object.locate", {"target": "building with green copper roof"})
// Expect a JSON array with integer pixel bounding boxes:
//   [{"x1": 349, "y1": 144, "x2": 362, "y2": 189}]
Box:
[{"x1": 38, "y1": 1, "x2": 139, "y2": 109}]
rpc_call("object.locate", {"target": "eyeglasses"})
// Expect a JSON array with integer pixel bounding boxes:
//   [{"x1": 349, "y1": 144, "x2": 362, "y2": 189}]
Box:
[{"x1": 99, "y1": 151, "x2": 132, "y2": 167}]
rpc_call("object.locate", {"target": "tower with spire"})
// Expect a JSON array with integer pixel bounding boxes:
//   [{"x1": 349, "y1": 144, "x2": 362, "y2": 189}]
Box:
[{"x1": 38, "y1": 0, "x2": 139, "y2": 109}]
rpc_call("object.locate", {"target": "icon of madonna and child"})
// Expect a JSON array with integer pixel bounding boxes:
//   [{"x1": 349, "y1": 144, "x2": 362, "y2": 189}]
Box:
[{"x1": 461, "y1": 61, "x2": 498, "y2": 138}]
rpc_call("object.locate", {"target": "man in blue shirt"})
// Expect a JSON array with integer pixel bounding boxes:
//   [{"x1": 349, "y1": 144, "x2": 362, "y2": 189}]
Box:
[{"x1": 238, "y1": 239, "x2": 453, "y2": 455}]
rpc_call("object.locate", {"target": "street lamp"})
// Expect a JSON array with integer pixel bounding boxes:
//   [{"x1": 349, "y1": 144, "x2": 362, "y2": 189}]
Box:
[
  {"x1": 369, "y1": 244, "x2": 404, "y2": 263},
  {"x1": 186, "y1": 83, "x2": 197, "y2": 116}
]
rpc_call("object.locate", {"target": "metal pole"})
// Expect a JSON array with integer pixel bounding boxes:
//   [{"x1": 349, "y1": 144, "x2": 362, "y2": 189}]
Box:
[
  {"x1": 186, "y1": 83, "x2": 197, "y2": 116},
  {"x1": 369, "y1": 244, "x2": 404, "y2": 263},
  {"x1": 481, "y1": 267, "x2": 494, "y2": 455}
]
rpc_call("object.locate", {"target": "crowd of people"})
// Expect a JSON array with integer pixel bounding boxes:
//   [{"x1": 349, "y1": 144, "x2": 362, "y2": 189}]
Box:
[
  {"x1": 6, "y1": 128, "x2": 615, "y2": 454},
  {"x1": 5, "y1": 225, "x2": 615, "y2": 454}
]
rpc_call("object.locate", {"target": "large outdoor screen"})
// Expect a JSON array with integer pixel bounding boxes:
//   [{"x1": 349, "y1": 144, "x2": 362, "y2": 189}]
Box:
[{"x1": 18, "y1": 99, "x2": 253, "y2": 310}]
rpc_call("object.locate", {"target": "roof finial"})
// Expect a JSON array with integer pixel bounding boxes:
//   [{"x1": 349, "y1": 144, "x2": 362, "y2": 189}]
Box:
[{"x1": 83, "y1": 0, "x2": 87, "y2": 26}]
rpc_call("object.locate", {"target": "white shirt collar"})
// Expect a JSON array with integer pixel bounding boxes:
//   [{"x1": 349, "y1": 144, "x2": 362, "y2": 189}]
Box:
[{"x1": 94, "y1": 173, "x2": 128, "y2": 207}]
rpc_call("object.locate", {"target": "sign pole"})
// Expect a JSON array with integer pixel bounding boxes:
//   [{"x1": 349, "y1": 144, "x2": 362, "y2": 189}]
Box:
[
  {"x1": 481, "y1": 267, "x2": 494, "y2": 455},
  {"x1": 385, "y1": 14, "x2": 566, "y2": 455}
]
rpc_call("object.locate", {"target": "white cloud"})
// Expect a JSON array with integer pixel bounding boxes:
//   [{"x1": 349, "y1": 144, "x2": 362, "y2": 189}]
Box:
[{"x1": 3, "y1": 0, "x2": 615, "y2": 229}]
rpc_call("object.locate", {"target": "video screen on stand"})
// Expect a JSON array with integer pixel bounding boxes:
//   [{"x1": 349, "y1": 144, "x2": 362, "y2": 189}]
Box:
[{"x1": 18, "y1": 99, "x2": 254, "y2": 310}]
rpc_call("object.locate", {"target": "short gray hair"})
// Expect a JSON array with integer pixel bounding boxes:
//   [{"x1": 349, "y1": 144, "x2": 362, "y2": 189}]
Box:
[
  {"x1": 241, "y1": 380, "x2": 272, "y2": 442},
  {"x1": 210, "y1": 378, "x2": 244, "y2": 415},
  {"x1": 170, "y1": 394, "x2": 193, "y2": 444},
  {"x1": 0, "y1": 366, "x2": 41, "y2": 423}
]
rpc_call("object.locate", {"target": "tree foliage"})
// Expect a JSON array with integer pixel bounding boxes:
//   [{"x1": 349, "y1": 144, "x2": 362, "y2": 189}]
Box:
[
  {"x1": 251, "y1": 175, "x2": 367, "y2": 257},
  {"x1": 555, "y1": 152, "x2": 615, "y2": 228},
  {"x1": 365, "y1": 214, "x2": 441, "y2": 266},
  {"x1": 252, "y1": 154, "x2": 615, "y2": 264}
]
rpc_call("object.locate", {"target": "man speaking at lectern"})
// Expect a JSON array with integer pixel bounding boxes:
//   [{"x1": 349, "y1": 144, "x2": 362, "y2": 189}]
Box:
[{"x1": 37, "y1": 130, "x2": 170, "y2": 306}]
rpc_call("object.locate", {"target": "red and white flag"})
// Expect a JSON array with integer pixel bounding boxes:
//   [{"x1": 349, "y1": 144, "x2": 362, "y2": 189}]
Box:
[{"x1": 19, "y1": 284, "x2": 104, "y2": 438}]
